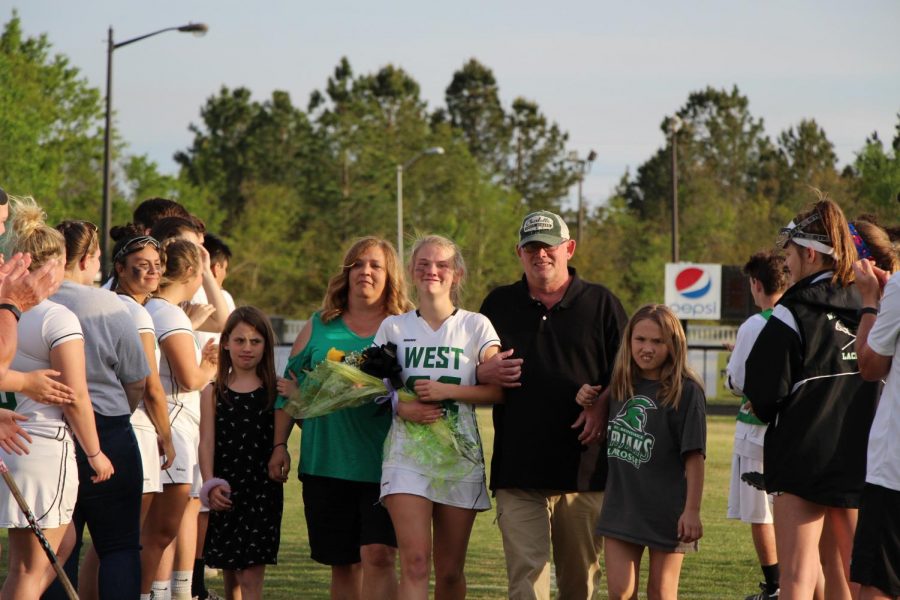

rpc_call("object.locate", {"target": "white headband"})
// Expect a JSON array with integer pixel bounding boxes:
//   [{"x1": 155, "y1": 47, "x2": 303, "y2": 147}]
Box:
[{"x1": 779, "y1": 215, "x2": 835, "y2": 256}]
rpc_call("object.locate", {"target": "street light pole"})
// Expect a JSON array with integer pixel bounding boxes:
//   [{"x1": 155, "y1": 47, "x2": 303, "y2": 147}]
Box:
[
  {"x1": 102, "y1": 27, "x2": 114, "y2": 280},
  {"x1": 396, "y1": 146, "x2": 444, "y2": 261},
  {"x1": 566, "y1": 150, "x2": 597, "y2": 242},
  {"x1": 669, "y1": 116, "x2": 683, "y2": 263},
  {"x1": 396, "y1": 164, "x2": 404, "y2": 260},
  {"x1": 577, "y1": 171, "x2": 583, "y2": 240},
  {"x1": 101, "y1": 22, "x2": 208, "y2": 279}
]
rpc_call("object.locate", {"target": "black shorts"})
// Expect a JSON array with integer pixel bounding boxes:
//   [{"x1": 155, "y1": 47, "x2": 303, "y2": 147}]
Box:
[
  {"x1": 850, "y1": 483, "x2": 900, "y2": 596},
  {"x1": 301, "y1": 474, "x2": 397, "y2": 566}
]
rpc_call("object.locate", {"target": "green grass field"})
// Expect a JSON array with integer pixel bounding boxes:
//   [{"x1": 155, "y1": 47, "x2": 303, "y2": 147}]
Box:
[{"x1": 2, "y1": 413, "x2": 761, "y2": 598}]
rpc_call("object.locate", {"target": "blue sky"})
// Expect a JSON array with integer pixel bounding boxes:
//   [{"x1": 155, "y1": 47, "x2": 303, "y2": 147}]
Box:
[{"x1": 10, "y1": 1, "x2": 900, "y2": 209}]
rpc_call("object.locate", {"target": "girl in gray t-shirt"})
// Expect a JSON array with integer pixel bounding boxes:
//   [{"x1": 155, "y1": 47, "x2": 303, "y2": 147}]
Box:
[{"x1": 593, "y1": 304, "x2": 707, "y2": 600}]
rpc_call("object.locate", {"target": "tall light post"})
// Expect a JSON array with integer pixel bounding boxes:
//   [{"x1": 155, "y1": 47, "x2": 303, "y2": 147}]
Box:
[
  {"x1": 102, "y1": 22, "x2": 208, "y2": 278},
  {"x1": 396, "y1": 146, "x2": 444, "y2": 260},
  {"x1": 566, "y1": 150, "x2": 597, "y2": 242},
  {"x1": 669, "y1": 115, "x2": 683, "y2": 263}
]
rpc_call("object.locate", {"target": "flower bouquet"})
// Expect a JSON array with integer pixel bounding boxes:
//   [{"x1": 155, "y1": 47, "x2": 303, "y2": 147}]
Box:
[
  {"x1": 282, "y1": 345, "x2": 412, "y2": 420},
  {"x1": 282, "y1": 343, "x2": 481, "y2": 474}
]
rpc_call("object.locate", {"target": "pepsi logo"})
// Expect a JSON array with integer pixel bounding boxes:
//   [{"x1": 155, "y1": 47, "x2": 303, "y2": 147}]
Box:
[{"x1": 675, "y1": 267, "x2": 712, "y2": 299}]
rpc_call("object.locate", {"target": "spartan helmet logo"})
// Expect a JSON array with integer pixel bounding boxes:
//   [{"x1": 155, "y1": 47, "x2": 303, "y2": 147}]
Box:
[
  {"x1": 608, "y1": 395, "x2": 658, "y2": 468},
  {"x1": 614, "y1": 395, "x2": 657, "y2": 432}
]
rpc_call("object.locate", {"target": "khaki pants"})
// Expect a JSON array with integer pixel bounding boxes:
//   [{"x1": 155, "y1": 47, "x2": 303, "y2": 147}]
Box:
[{"x1": 496, "y1": 488, "x2": 603, "y2": 600}]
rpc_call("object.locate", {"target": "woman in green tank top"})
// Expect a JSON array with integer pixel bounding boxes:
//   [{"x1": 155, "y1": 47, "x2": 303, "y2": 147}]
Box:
[{"x1": 269, "y1": 237, "x2": 411, "y2": 599}]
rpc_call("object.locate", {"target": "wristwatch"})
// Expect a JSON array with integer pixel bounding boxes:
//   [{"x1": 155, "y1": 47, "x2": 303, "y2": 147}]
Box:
[{"x1": 0, "y1": 303, "x2": 22, "y2": 322}]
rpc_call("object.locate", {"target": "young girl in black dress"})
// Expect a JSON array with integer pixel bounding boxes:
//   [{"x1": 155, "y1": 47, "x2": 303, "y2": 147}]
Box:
[{"x1": 199, "y1": 306, "x2": 284, "y2": 600}]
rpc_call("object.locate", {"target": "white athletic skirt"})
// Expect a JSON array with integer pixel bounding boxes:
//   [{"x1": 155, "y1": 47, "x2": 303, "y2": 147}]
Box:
[
  {"x1": 380, "y1": 466, "x2": 491, "y2": 511},
  {"x1": 163, "y1": 402, "x2": 201, "y2": 496},
  {"x1": 0, "y1": 433, "x2": 78, "y2": 529},
  {"x1": 133, "y1": 424, "x2": 163, "y2": 494}
]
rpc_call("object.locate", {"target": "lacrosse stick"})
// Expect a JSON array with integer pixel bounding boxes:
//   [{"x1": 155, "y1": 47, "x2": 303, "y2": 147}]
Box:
[{"x1": 0, "y1": 456, "x2": 78, "y2": 600}]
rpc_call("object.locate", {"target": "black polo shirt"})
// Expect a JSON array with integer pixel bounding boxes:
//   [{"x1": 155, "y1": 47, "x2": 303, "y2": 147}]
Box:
[{"x1": 480, "y1": 268, "x2": 627, "y2": 492}]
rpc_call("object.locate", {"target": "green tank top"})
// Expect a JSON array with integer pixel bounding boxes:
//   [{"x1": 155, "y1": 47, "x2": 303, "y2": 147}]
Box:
[
  {"x1": 735, "y1": 308, "x2": 773, "y2": 426},
  {"x1": 275, "y1": 312, "x2": 391, "y2": 482}
]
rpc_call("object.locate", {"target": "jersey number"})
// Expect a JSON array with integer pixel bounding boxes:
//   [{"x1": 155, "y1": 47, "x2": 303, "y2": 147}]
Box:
[
  {"x1": 0, "y1": 391, "x2": 15, "y2": 411},
  {"x1": 406, "y1": 375, "x2": 461, "y2": 415}
]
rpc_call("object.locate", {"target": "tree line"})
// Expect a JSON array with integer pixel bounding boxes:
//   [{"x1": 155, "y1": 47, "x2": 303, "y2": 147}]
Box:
[{"x1": 2, "y1": 13, "x2": 898, "y2": 318}]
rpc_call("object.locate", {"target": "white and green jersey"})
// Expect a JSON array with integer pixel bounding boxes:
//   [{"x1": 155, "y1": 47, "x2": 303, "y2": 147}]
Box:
[
  {"x1": 727, "y1": 309, "x2": 772, "y2": 432},
  {"x1": 374, "y1": 308, "x2": 500, "y2": 483}
]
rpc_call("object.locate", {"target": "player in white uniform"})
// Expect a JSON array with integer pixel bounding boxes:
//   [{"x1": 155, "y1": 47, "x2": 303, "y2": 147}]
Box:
[
  {"x1": 725, "y1": 252, "x2": 786, "y2": 600},
  {"x1": 374, "y1": 235, "x2": 501, "y2": 600},
  {"x1": 377, "y1": 309, "x2": 499, "y2": 507},
  {"x1": 0, "y1": 198, "x2": 113, "y2": 597},
  {"x1": 141, "y1": 239, "x2": 218, "y2": 600}
]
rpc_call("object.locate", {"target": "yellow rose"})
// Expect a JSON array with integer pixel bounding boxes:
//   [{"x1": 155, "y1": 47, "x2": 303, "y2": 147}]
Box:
[{"x1": 326, "y1": 347, "x2": 346, "y2": 362}]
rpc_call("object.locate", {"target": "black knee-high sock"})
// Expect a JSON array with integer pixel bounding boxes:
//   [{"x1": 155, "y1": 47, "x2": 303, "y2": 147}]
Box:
[
  {"x1": 761, "y1": 563, "x2": 779, "y2": 593},
  {"x1": 191, "y1": 558, "x2": 208, "y2": 598}
]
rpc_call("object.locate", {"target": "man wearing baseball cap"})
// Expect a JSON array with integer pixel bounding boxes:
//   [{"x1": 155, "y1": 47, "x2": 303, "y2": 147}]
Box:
[{"x1": 478, "y1": 210, "x2": 627, "y2": 599}]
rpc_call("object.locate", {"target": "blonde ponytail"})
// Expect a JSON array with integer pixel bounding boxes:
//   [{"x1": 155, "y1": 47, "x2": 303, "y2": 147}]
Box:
[{"x1": 4, "y1": 196, "x2": 65, "y2": 269}]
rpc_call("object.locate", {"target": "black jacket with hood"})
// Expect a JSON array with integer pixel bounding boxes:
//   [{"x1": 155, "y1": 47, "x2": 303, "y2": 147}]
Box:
[{"x1": 745, "y1": 271, "x2": 881, "y2": 507}]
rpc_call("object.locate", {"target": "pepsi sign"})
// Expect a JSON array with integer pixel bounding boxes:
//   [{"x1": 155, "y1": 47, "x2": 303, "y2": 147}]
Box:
[{"x1": 665, "y1": 263, "x2": 722, "y2": 320}]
